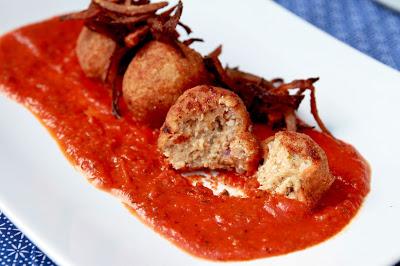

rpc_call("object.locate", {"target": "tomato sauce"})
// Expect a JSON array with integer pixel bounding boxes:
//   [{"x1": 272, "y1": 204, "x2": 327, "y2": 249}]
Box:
[{"x1": 0, "y1": 19, "x2": 370, "y2": 261}]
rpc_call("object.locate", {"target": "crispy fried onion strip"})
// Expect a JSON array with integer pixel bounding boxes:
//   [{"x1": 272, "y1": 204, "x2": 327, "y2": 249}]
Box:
[
  {"x1": 93, "y1": 0, "x2": 168, "y2": 15},
  {"x1": 204, "y1": 46, "x2": 332, "y2": 136},
  {"x1": 124, "y1": 25, "x2": 149, "y2": 47},
  {"x1": 183, "y1": 38, "x2": 204, "y2": 46},
  {"x1": 106, "y1": 46, "x2": 130, "y2": 119}
]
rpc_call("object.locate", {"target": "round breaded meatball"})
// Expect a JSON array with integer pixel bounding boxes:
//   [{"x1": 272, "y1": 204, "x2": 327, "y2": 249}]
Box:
[
  {"x1": 76, "y1": 27, "x2": 117, "y2": 81},
  {"x1": 158, "y1": 85, "x2": 260, "y2": 174},
  {"x1": 122, "y1": 41, "x2": 210, "y2": 127},
  {"x1": 256, "y1": 131, "x2": 334, "y2": 206}
]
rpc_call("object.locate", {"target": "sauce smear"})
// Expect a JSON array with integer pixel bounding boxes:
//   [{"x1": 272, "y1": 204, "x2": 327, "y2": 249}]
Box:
[{"x1": 0, "y1": 19, "x2": 370, "y2": 261}]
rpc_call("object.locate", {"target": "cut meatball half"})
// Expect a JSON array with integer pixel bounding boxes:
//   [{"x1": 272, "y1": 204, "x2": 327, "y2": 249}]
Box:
[
  {"x1": 76, "y1": 27, "x2": 117, "y2": 81},
  {"x1": 256, "y1": 131, "x2": 334, "y2": 206},
  {"x1": 158, "y1": 85, "x2": 260, "y2": 174}
]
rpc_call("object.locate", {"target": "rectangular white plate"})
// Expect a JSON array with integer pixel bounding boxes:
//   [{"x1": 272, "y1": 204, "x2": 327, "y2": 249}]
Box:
[{"x1": 1, "y1": 1, "x2": 400, "y2": 265}]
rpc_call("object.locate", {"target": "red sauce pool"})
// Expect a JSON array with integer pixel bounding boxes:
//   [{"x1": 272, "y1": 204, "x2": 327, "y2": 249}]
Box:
[{"x1": 0, "y1": 18, "x2": 370, "y2": 261}]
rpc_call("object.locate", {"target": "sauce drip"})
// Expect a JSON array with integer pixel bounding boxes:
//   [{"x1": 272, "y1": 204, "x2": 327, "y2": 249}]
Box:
[{"x1": 0, "y1": 19, "x2": 370, "y2": 261}]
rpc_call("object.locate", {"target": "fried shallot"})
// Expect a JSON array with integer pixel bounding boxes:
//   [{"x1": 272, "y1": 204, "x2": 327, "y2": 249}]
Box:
[{"x1": 204, "y1": 46, "x2": 332, "y2": 136}]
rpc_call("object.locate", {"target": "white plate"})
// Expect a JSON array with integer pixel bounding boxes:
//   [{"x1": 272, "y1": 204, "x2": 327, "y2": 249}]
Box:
[{"x1": 1, "y1": 1, "x2": 400, "y2": 265}]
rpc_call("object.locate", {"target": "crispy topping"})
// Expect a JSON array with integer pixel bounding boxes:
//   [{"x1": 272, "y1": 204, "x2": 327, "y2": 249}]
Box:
[
  {"x1": 109, "y1": 14, "x2": 151, "y2": 24},
  {"x1": 204, "y1": 46, "x2": 332, "y2": 136},
  {"x1": 92, "y1": 0, "x2": 168, "y2": 15},
  {"x1": 182, "y1": 38, "x2": 204, "y2": 46},
  {"x1": 62, "y1": 0, "x2": 193, "y2": 45},
  {"x1": 124, "y1": 25, "x2": 149, "y2": 47}
]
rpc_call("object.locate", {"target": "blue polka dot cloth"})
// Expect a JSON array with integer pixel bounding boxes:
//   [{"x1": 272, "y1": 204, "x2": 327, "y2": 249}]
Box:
[{"x1": 1, "y1": 0, "x2": 399, "y2": 265}]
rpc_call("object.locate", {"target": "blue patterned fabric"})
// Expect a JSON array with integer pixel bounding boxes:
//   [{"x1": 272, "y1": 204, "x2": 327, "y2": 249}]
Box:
[
  {"x1": 0, "y1": 210, "x2": 54, "y2": 266},
  {"x1": 1, "y1": 1, "x2": 399, "y2": 265},
  {"x1": 275, "y1": 0, "x2": 400, "y2": 70}
]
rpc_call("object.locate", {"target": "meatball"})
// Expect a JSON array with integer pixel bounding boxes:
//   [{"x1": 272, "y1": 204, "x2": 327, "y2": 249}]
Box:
[
  {"x1": 122, "y1": 41, "x2": 210, "y2": 127},
  {"x1": 256, "y1": 131, "x2": 334, "y2": 206},
  {"x1": 158, "y1": 85, "x2": 260, "y2": 174},
  {"x1": 76, "y1": 27, "x2": 117, "y2": 81}
]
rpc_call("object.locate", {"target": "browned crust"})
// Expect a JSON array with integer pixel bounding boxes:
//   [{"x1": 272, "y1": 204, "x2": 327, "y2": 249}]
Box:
[
  {"x1": 158, "y1": 85, "x2": 260, "y2": 174},
  {"x1": 261, "y1": 131, "x2": 334, "y2": 206},
  {"x1": 272, "y1": 131, "x2": 324, "y2": 162},
  {"x1": 122, "y1": 41, "x2": 211, "y2": 127},
  {"x1": 76, "y1": 27, "x2": 117, "y2": 81}
]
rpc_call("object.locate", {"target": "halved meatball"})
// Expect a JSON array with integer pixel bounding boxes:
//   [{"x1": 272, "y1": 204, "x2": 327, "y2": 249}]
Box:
[
  {"x1": 256, "y1": 131, "x2": 334, "y2": 206},
  {"x1": 158, "y1": 85, "x2": 260, "y2": 174},
  {"x1": 122, "y1": 41, "x2": 210, "y2": 127},
  {"x1": 76, "y1": 27, "x2": 117, "y2": 81}
]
